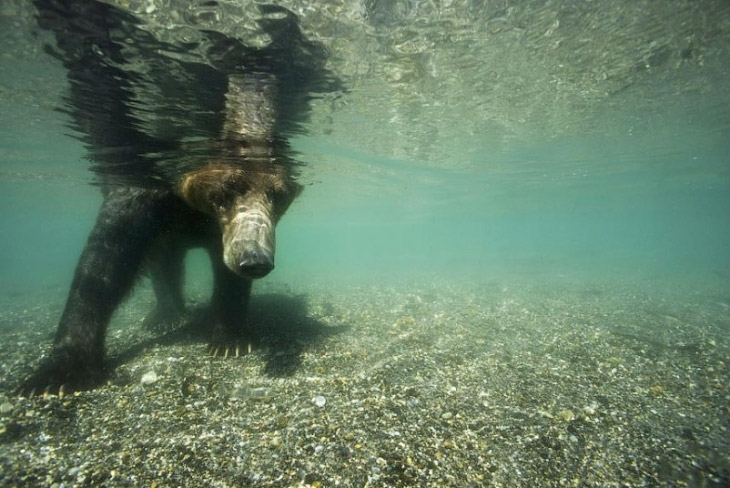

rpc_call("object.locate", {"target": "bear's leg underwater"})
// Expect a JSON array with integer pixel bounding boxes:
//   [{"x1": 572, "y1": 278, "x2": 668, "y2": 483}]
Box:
[
  {"x1": 19, "y1": 187, "x2": 181, "y2": 394},
  {"x1": 208, "y1": 249, "x2": 254, "y2": 357},
  {"x1": 141, "y1": 237, "x2": 187, "y2": 331}
]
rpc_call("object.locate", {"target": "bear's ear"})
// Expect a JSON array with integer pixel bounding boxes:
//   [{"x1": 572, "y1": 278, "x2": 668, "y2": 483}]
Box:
[
  {"x1": 272, "y1": 180, "x2": 303, "y2": 219},
  {"x1": 291, "y1": 181, "x2": 304, "y2": 199},
  {"x1": 178, "y1": 167, "x2": 237, "y2": 215},
  {"x1": 286, "y1": 181, "x2": 304, "y2": 207}
]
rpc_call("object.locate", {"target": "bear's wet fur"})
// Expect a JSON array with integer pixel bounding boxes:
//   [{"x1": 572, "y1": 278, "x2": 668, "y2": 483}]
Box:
[
  {"x1": 19, "y1": 0, "x2": 336, "y2": 394},
  {"x1": 20, "y1": 162, "x2": 301, "y2": 393}
]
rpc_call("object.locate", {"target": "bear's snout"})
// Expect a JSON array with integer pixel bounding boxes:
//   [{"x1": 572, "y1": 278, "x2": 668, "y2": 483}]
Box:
[
  {"x1": 239, "y1": 246, "x2": 275, "y2": 278},
  {"x1": 223, "y1": 207, "x2": 277, "y2": 279}
]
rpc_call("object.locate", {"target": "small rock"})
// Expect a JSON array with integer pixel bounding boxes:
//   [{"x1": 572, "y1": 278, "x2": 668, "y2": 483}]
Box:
[
  {"x1": 140, "y1": 371, "x2": 158, "y2": 385},
  {"x1": 248, "y1": 387, "x2": 271, "y2": 401},
  {"x1": 557, "y1": 409, "x2": 575, "y2": 422}
]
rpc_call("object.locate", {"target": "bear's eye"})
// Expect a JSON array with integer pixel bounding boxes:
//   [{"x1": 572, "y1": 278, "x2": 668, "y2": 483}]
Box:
[
  {"x1": 211, "y1": 190, "x2": 231, "y2": 207},
  {"x1": 226, "y1": 178, "x2": 249, "y2": 194}
]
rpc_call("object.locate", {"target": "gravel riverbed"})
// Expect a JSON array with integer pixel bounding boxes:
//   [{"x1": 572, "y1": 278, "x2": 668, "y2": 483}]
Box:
[{"x1": 1, "y1": 279, "x2": 728, "y2": 487}]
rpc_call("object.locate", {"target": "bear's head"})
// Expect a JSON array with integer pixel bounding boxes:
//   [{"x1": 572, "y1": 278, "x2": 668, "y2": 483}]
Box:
[{"x1": 179, "y1": 163, "x2": 302, "y2": 279}]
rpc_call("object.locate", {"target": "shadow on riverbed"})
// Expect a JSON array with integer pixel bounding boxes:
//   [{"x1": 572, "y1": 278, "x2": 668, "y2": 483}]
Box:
[
  {"x1": 105, "y1": 292, "x2": 347, "y2": 383},
  {"x1": 0, "y1": 290, "x2": 347, "y2": 393}
]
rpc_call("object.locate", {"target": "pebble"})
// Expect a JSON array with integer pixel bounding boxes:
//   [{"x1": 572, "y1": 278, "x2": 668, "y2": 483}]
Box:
[
  {"x1": 557, "y1": 409, "x2": 575, "y2": 422},
  {"x1": 140, "y1": 371, "x2": 158, "y2": 385},
  {"x1": 249, "y1": 387, "x2": 272, "y2": 401}
]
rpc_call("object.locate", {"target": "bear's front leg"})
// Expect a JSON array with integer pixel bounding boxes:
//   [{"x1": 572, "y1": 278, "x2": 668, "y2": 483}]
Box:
[
  {"x1": 18, "y1": 188, "x2": 176, "y2": 395},
  {"x1": 141, "y1": 244, "x2": 187, "y2": 332},
  {"x1": 208, "y1": 248, "x2": 254, "y2": 357}
]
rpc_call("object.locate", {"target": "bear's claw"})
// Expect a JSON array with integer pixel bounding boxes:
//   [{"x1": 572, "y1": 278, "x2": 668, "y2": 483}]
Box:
[
  {"x1": 18, "y1": 383, "x2": 70, "y2": 400},
  {"x1": 17, "y1": 347, "x2": 104, "y2": 397},
  {"x1": 208, "y1": 341, "x2": 252, "y2": 358}
]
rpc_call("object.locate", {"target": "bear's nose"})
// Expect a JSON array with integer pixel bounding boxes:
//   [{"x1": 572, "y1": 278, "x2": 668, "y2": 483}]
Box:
[{"x1": 239, "y1": 249, "x2": 275, "y2": 279}]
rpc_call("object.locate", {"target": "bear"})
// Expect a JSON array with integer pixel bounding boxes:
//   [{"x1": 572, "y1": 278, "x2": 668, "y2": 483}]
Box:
[
  {"x1": 19, "y1": 158, "x2": 301, "y2": 394},
  {"x1": 20, "y1": 0, "x2": 336, "y2": 394}
]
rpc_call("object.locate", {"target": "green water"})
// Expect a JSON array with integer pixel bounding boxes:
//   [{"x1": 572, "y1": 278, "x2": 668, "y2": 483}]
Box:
[
  {"x1": 1, "y1": 0, "x2": 729, "y2": 294},
  {"x1": 281, "y1": 131, "x2": 730, "y2": 288}
]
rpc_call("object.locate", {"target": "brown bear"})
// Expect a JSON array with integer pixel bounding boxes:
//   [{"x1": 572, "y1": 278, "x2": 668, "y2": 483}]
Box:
[
  {"x1": 21, "y1": 79, "x2": 301, "y2": 393},
  {"x1": 20, "y1": 0, "x2": 336, "y2": 394}
]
